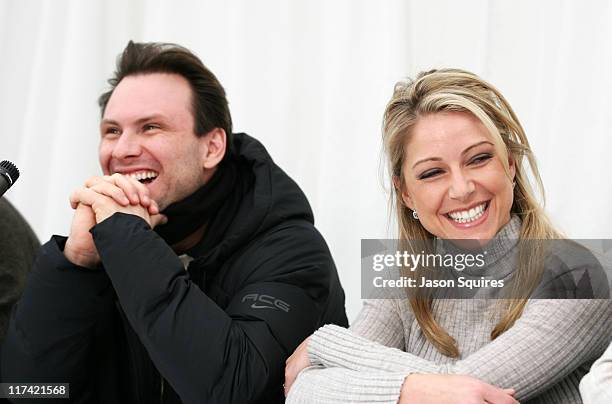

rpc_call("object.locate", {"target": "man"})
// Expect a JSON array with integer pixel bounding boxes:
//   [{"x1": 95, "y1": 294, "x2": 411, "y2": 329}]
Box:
[
  {"x1": 0, "y1": 198, "x2": 40, "y2": 346},
  {"x1": 2, "y1": 41, "x2": 348, "y2": 403}
]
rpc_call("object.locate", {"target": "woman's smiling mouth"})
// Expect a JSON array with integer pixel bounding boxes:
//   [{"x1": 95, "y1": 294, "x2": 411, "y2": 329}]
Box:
[{"x1": 444, "y1": 201, "x2": 490, "y2": 228}]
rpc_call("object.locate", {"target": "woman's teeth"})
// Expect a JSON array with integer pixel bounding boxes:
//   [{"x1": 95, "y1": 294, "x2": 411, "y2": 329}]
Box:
[{"x1": 447, "y1": 202, "x2": 487, "y2": 223}]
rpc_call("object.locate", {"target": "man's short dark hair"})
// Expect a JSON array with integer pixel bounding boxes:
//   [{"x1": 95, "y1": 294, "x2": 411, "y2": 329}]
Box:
[{"x1": 99, "y1": 41, "x2": 233, "y2": 156}]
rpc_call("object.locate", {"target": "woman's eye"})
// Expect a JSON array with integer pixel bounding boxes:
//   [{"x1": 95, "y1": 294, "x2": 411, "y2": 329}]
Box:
[
  {"x1": 469, "y1": 153, "x2": 493, "y2": 165},
  {"x1": 418, "y1": 169, "x2": 443, "y2": 180}
]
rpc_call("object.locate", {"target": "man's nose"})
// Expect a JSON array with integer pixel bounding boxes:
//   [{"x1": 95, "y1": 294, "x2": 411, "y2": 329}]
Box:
[
  {"x1": 111, "y1": 132, "x2": 142, "y2": 160},
  {"x1": 448, "y1": 171, "x2": 475, "y2": 202}
]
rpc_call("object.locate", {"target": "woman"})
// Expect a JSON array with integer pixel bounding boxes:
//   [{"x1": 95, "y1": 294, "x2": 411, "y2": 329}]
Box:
[
  {"x1": 284, "y1": 69, "x2": 612, "y2": 403},
  {"x1": 580, "y1": 341, "x2": 612, "y2": 403}
]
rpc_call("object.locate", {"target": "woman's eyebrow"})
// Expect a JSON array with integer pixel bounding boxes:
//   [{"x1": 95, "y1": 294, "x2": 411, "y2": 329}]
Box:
[
  {"x1": 461, "y1": 140, "x2": 494, "y2": 156},
  {"x1": 412, "y1": 157, "x2": 443, "y2": 169},
  {"x1": 411, "y1": 141, "x2": 494, "y2": 169}
]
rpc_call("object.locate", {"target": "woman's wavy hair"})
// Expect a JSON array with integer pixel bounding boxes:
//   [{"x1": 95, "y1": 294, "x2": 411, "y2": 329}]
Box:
[{"x1": 382, "y1": 69, "x2": 561, "y2": 357}]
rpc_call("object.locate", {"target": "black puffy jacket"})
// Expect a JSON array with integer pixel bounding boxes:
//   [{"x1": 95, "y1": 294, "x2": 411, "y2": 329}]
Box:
[{"x1": 2, "y1": 133, "x2": 348, "y2": 403}]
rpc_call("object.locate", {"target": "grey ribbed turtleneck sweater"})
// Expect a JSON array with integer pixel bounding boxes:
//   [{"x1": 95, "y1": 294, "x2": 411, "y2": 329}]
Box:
[{"x1": 287, "y1": 217, "x2": 612, "y2": 404}]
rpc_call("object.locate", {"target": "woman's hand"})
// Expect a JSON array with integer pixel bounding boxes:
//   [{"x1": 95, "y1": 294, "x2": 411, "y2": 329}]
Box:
[
  {"x1": 284, "y1": 337, "x2": 312, "y2": 396},
  {"x1": 400, "y1": 374, "x2": 518, "y2": 404}
]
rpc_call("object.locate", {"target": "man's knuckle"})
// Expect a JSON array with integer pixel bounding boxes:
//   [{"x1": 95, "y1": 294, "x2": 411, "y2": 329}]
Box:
[{"x1": 84, "y1": 176, "x2": 98, "y2": 185}]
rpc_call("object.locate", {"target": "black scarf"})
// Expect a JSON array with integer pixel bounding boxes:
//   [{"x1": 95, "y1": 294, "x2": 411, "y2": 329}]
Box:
[{"x1": 154, "y1": 159, "x2": 238, "y2": 246}]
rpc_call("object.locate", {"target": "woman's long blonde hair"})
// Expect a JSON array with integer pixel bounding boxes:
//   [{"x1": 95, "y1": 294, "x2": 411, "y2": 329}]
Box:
[{"x1": 383, "y1": 69, "x2": 561, "y2": 357}]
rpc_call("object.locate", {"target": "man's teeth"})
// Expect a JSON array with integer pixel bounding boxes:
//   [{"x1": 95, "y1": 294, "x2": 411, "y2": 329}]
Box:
[
  {"x1": 447, "y1": 202, "x2": 487, "y2": 223},
  {"x1": 125, "y1": 171, "x2": 158, "y2": 182}
]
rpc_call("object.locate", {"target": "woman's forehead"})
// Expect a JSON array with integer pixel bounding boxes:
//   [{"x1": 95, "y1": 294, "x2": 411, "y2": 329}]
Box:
[{"x1": 406, "y1": 112, "x2": 493, "y2": 161}]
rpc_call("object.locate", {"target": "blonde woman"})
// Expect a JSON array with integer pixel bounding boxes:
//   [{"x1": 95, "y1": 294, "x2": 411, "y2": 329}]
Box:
[{"x1": 284, "y1": 69, "x2": 612, "y2": 403}]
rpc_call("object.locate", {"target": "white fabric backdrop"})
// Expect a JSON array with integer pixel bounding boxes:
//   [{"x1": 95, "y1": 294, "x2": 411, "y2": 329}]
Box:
[{"x1": 1, "y1": 0, "x2": 611, "y2": 319}]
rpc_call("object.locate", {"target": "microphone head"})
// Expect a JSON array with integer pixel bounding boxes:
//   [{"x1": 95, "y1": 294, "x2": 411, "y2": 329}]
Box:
[{"x1": 0, "y1": 160, "x2": 20, "y2": 185}]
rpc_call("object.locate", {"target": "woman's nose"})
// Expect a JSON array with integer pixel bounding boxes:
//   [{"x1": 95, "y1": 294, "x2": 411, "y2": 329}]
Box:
[{"x1": 448, "y1": 172, "x2": 475, "y2": 202}]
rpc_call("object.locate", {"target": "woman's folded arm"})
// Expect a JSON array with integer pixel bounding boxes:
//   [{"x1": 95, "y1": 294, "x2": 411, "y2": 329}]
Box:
[{"x1": 308, "y1": 300, "x2": 612, "y2": 401}]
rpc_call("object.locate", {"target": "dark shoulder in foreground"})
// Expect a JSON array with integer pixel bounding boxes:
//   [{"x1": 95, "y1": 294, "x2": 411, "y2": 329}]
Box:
[{"x1": 533, "y1": 239, "x2": 611, "y2": 299}]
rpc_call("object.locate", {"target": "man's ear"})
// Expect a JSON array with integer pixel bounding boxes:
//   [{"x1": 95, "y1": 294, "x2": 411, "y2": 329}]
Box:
[
  {"x1": 200, "y1": 128, "x2": 227, "y2": 169},
  {"x1": 393, "y1": 175, "x2": 414, "y2": 210}
]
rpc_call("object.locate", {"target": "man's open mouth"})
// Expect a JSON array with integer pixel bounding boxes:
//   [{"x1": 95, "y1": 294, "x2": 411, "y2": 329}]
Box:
[{"x1": 125, "y1": 171, "x2": 159, "y2": 184}]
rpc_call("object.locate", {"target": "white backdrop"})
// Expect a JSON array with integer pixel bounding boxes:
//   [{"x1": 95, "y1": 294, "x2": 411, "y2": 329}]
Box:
[{"x1": 1, "y1": 0, "x2": 611, "y2": 320}]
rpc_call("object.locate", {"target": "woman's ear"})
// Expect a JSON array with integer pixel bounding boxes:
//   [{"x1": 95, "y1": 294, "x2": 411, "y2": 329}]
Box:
[
  {"x1": 393, "y1": 175, "x2": 414, "y2": 210},
  {"x1": 508, "y1": 154, "x2": 516, "y2": 182}
]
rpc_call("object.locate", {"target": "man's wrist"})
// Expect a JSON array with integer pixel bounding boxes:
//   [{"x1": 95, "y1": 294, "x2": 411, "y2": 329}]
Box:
[{"x1": 63, "y1": 238, "x2": 100, "y2": 269}]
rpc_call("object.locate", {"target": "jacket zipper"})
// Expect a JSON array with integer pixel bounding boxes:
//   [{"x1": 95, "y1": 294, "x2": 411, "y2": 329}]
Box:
[{"x1": 117, "y1": 302, "x2": 145, "y2": 404}]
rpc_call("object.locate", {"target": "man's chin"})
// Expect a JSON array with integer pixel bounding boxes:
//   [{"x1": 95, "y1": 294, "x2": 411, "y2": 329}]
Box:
[{"x1": 157, "y1": 196, "x2": 180, "y2": 214}]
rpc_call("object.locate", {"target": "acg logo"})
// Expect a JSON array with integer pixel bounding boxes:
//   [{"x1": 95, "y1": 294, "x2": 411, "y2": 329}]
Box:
[{"x1": 241, "y1": 294, "x2": 291, "y2": 313}]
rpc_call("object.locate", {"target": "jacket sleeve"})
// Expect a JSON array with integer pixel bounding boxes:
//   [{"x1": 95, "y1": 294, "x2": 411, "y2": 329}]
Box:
[
  {"x1": 305, "y1": 299, "x2": 612, "y2": 402},
  {"x1": 1, "y1": 236, "x2": 115, "y2": 403},
  {"x1": 90, "y1": 213, "x2": 336, "y2": 404}
]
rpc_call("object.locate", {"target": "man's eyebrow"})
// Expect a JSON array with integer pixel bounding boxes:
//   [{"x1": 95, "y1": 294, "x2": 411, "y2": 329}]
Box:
[
  {"x1": 100, "y1": 114, "x2": 169, "y2": 127},
  {"x1": 100, "y1": 118, "x2": 119, "y2": 126},
  {"x1": 133, "y1": 114, "x2": 168, "y2": 125},
  {"x1": 411, "y1": 140, "x2": 494, "y2": 169}
]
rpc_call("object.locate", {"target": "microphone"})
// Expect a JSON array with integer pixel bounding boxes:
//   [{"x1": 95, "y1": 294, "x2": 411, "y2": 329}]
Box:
[{"x1": 0, "y1": 160, "x2": 20, "y2": 198}]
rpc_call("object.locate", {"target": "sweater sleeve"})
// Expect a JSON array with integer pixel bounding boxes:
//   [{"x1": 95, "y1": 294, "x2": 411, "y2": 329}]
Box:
[
  {"x1": 286, "y1": 366, "x2": 407, "y2": 404},
  {"x1": 315, "y1": 298, "x2": 405, "y2": 357},
  {"x1": 580, "y1": 341, "x2": 612, "y2": 404},
  {"x1": 307, "y1": 299, "x2": 612, "y2": 401},
  {"x1": 291, "y1": 299, "x2": 409, "y2": 404}
]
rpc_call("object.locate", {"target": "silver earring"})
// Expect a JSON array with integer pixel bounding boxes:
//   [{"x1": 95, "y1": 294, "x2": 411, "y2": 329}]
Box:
[
  {"x1": 412, "y1": 210, "x2": 419, "y2": 220},
  {"x1": 512, "y1": 181, "x2": 516, "y2": 188}
]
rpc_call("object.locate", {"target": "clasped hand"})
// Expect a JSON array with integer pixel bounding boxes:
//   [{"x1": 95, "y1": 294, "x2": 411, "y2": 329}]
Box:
[
  {"x1": 70, "y1": 174, "x2": 166, "y2": 226},
  {"x1": 64, "y1": 174, "x2": 167, "y2": 268}
]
